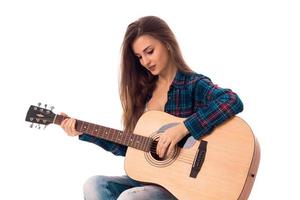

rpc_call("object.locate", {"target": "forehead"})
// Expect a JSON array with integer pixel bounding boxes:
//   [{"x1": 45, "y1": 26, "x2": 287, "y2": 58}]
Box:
[{"x1": 132, "y1": 35, "x2": 161, "y2": 54}]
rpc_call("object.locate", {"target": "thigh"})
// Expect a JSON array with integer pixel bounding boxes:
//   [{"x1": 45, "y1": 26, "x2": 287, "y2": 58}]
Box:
[
  {"x1": 83, "y1": 175, "x2": 143, "y2": 200},
  {"x1": 117, "y1": 184, "x2": 177, "y2": 200}
]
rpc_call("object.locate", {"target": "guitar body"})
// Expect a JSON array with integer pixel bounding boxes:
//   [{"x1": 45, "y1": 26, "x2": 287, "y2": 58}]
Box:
[{"x1": 124, "y1": 110, "x2": 260, "y2": 200}]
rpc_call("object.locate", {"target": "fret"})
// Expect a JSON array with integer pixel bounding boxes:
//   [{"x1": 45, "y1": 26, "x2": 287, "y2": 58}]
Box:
[
  {"x1": 130, "y1": 134, "x2": 135, "y2": 146},
  {"x1": 108, "y1": 127, "x2": 113, "y2": 141},
  {"x1": 124, "y1": 131, "x2": 130, "y2": 146},
  {"x1": 96, "y1": 125, "x2": 101, "y2": 137},
  {"x1": 112, "y1": 129, "x2": 117, "y2": 142},
  {"x1": 117, "y1": 130, "x2": 123, "y2": 143},
  {"x1": 127, "y1": 132, "x2": 132, "y2": 147},
  {"x1": 105, "y1": 126, "x2": 110, "y2": 140},
  {"x1": 99, "y1": 126, "x2": 104, "y2": 138},
  {"x1": 115, "y1": 130, "x2": 120, "y2": 141},
  {"x1": 86, "y1": 122, "x2": 91, "y2": 132},
  {"x1": 145, "y1": 138, "x2": 152, "y2": 152},
  {"x1": 133, "y1": 134, "x2": 138, "y2": 149},
  {"x1": 98, "y1": 125, "x2": 104, "y2": 138},
  {"x1": 115, "y1": 129, "x2": 120, "y2": 142},
  {"x1": 82, "y1": 122, "x2": 88, "y2": 132},
  {"x1": 101, "y1": 127, "x2": 105, "y2": 138},
  {"x1": 137, "y1": 135, "x2": 143, "y2": 150},
  {"x1": 93, "y1": 124, "x2": 99, "y2": 136},
  {"x1": 141, "y1": 135, "x2": 146, "y2": 151},
  {"x1": 142, "y1": 138, "x2": 148, "y2": 152},
  {"x1": 104, "y1": 127, "x2": 109, "y2": 140},
  {"x1": 86, "y1": 122, "x2": 91, "y2": 133},
  {"x1": 136, "y1": 135, "x2": 141, "y2": 149},
  {"x1": 90, "y1": 123, "x2": 95, "y2": 134},
  {"x1": 142, "y1": 137, "x2": 148, "y2": 151},
  {"x1": 143, "y1": 136, "x2": 148, "y2": 151},
  {"x1": 130, "y1": 133, "x2": 135, "y2": 148},
  {"x1": 78, "y1": 120, "x2": 84, "y2": 133}
]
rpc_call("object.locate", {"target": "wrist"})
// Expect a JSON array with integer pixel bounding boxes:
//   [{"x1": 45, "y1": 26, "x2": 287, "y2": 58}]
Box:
[{"x1": 178, "y1": 123, "x2": 189, "y2": 136}]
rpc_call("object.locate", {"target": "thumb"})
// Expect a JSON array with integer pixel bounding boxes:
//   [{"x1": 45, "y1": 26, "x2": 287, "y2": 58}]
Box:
[{"x1": 60, "y1": 112, "x2": 69, "y2": 117}]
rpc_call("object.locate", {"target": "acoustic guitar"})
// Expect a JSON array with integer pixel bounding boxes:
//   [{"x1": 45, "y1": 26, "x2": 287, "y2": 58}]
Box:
[{"x1": 25, "y1": 104, "x2": 260, "y2": 200}]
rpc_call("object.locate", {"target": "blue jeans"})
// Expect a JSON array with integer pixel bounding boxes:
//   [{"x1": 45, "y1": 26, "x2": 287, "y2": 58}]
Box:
[{"x1": 83, "y1": 175, "x2": 177, "y2": 200}]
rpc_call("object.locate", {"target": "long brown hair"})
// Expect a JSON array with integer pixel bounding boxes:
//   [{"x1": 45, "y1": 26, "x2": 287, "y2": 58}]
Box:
[{"x1": 120, "y1": 16, "x2": 192, "y2": 133}]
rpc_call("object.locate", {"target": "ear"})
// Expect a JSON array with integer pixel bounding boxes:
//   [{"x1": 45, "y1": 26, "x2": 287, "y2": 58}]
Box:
[{"x1": 167, "y1": 44, "x2": 171, "y2": 51}]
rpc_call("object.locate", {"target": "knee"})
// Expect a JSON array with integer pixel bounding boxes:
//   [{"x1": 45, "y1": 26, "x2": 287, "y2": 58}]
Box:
[
  {"x1": 117, "y1": 187, "x2": 146, "y2": 200},
  {"x1": 83, "y1": 175, "x2": 109, "y2": 200}
]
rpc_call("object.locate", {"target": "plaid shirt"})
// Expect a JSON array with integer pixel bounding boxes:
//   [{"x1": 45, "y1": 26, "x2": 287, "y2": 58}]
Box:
[{"x1": 79, "y1": 70, "x2": 243, "y2": 156}]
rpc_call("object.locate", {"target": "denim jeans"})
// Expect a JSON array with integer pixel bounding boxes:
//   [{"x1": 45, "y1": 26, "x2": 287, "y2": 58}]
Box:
[{"x1": 83, "y1": 175, "x2": 177, "y2": 200}]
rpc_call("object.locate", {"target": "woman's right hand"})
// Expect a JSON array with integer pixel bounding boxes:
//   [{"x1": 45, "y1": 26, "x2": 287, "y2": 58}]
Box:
[{"x1": 60, "y1": 112, "x2": 83, "y2": 137}]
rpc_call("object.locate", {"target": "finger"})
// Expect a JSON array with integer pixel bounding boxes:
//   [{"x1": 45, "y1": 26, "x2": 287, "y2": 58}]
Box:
[
  {"x1": 158, "y1": 139, "x2": 170, "y2": 158},
  {"x1": 60, "y1": 112, "x2": 69, "y2": 129},
  {"x1": 167, "y1": 141, "x2": 176, "y2": 157},
  {"x1": 160, "y1": 142, "x2": 170, "y2": 158},
  {"x1": 60, "y1": 112, "x2": 68, "y2": 117},
  {"x1": 64, "y1": 118, "x2": 73, "y2": 136},
  {"x1": 61, "y1": 117, "x2": 68, "y2": 130},
  {"x1": 156, "y1": 137, "x2": 166, "y2": 156},
  {"x1": 70, "y1": 118, "x2": 76, "y2": 135},
  {"x1": 70, "y1": 118, "x2": 80, "y2": 136}
]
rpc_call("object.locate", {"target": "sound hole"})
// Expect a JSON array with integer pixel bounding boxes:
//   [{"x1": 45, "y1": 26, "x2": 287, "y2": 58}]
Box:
[
  {"x1": 145, "y1": 138, "x2": 179, "y2": 168},
  {"x1": 144, "y1": 125, "x2": 183, "y2": 168}
]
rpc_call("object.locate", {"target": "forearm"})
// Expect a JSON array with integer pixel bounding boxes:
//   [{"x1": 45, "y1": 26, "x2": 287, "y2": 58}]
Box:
[{"x1": 184, "y1": 90, "x2": 243, "y2": 139}]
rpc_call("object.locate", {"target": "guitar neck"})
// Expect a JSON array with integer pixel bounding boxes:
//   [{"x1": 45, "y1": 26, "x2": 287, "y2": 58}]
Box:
[{"x1": 53, "y1": 115, "x2": 152, "y2": 152}]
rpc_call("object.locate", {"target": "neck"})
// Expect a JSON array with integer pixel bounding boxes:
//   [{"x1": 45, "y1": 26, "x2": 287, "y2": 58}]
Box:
[
  {"x1": 158, "y1": 64, "x2": 177, "y2": 86},
  {"x1": 54, "y1": 114, "x2": 153, "y2": 152}
]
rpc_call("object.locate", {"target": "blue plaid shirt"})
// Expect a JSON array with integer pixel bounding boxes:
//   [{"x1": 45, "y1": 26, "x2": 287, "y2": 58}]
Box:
[{"x1": 79, "y1": 70, "x2": 243, "y2": 156}]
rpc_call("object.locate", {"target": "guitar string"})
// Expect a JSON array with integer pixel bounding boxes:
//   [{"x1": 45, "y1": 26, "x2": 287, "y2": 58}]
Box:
[
  {"x1": 77, "y1": 123, "x2": 199, "y2": 162},
  {"x1": 149, "y1": 148, "x2": 196, "y2": 158},
  {"x1": 176, "y1": 159, "x2": 193, "y2": 164},
  {"x1": 148, "y1": 150, "x2": 195, "y2": 161},
  {"x1": 146, "y1": 149, "x2": 196, "y2": 162},
  {"x1": 149, "y1": 147, "x2": 197, "y2": 159}
]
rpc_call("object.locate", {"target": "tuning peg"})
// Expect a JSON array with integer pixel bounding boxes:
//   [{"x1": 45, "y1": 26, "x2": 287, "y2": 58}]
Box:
[
  {"x1": 50, "y1": 106, "x2": 55, "y2": 111},
  {"x1": 44, "y1": 104, "x2": 48, "y2": 109},
  {"x1": 43, "y1": 125, "x2": 47, "y2": 130},
  {"x1": 30, "y1": 123, "x2": 34, "y2": 128},
  {"x1": 35, "y1": 124, "x2": 41, "y2": 129},
  {"x1": 38, "y1": 102, "x2": 42, "y2": 107}
]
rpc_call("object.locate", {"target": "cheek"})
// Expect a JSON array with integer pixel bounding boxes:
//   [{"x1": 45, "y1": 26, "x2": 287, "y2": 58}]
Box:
[
  {"x1": 158, "y1": 52, "x2": 169, "y2": 66},
  {"x1": 154, "y1": 49, "x2": 168, "y2": 64}
]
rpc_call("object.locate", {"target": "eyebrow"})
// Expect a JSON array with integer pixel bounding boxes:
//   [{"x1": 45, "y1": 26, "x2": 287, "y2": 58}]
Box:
[{"x1": 134, "y1": 45, "x2": 152, "y2": 56}]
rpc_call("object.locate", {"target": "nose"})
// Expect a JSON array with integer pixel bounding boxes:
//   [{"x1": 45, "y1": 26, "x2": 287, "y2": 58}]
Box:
[{"x1": 141, "y1": 56, "x2": 151, "y2": 67}]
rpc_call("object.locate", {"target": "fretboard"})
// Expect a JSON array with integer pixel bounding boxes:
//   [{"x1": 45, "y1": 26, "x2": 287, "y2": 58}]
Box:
[{"x1": 54, "y1": 115, "x2": 153, "y2": 152}]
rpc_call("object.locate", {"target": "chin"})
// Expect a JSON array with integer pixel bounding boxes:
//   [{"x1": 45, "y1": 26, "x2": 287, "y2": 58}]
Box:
[
  {"x1": 149, "y1": 68, "x2": 162, "y2": 76},
  {"x1": 150, "y1": 71, "x2": 160, "y2": 76}
]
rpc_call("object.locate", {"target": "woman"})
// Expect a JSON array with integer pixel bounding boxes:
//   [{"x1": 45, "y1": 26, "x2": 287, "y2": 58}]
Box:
[{"x1": 61, "y1": 16, "x2": 243, "y2": 200}]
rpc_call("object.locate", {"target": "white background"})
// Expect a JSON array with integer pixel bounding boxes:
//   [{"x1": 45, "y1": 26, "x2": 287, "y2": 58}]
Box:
[{"x1": 1, "y1": 0, "x2": 299, "y2": 199}]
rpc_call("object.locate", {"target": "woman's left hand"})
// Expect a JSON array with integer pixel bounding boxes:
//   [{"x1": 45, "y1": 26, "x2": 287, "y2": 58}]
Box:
[{"x1": 157, "y1": 122, "x2": 189, "y2": 158}]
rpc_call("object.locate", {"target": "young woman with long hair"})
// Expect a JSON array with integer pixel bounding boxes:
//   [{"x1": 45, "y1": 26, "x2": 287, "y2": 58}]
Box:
[{"x1": 60, "y1": 16, "x2": 243, "y2": 200}]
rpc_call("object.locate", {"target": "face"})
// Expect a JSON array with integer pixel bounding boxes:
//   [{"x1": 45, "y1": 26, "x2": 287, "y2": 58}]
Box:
[{"x1": 132, "y1": 35, "x2": 172, "y2": 76}]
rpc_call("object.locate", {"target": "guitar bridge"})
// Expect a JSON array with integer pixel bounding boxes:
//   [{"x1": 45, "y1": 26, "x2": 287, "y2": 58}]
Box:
[{"x1": 190, "y1": 140, "x2": 208, "y2": 178}]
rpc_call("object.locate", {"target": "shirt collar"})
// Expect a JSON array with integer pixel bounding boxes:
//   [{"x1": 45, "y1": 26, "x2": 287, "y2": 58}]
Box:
[{"x1": 170, "y1": 70, "x2": 188, "y2": 89}]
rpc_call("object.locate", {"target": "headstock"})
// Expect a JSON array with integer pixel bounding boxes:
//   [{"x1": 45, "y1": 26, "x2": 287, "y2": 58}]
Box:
[{"x1": 25, "y1": 103, "x2": 56, "y2": 129}]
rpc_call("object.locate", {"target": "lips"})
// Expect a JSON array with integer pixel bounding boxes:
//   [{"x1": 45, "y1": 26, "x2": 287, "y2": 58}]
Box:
[{"x1": 148, "y1": 65, "x2": 156, "y2": 71}]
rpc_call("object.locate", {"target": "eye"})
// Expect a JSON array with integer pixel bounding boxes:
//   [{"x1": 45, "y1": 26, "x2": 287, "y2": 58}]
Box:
[{"x1": 146, "y1": 49, "x2": 154, "y2": 55}]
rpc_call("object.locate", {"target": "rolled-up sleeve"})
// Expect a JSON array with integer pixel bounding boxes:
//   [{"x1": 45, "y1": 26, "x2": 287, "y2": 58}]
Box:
[{"x1": 184, "y1": 78, "x2": 243, "y2": 139}]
